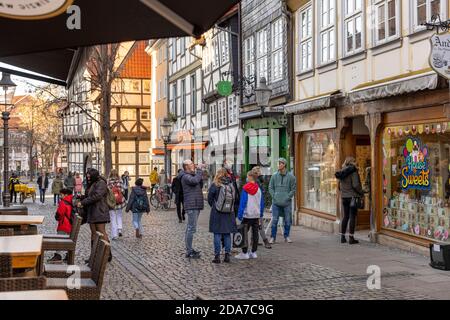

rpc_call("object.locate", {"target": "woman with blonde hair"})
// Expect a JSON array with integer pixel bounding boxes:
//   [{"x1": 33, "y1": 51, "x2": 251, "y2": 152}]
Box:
[
  {"x1": 335, "y1": 156, "x2": 364, "y2": 244},
  {"x1": 107, "y1": 169, "x2": 126, "y2": 240},
  {"x1": 207, "y1": 168, "x2": 238, "y2": 263}
]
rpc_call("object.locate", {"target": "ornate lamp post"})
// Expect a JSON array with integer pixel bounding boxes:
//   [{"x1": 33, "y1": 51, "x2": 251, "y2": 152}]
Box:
[
  {"x1": 0, "y1": 73, "x2": 17, "y2": 207},
  {"x1": 254, "y1": 77, "x2": 272, "y2": 118},
  {"x1": 160, "y1": 118, "x2": 173, "y2": 183}
]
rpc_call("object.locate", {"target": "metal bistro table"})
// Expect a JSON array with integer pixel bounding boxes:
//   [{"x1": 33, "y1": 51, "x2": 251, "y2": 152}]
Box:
[
  {"x1": 0, "y1": 215, "x2": 44, "y2": 235},
  {"x1": 0, "y1": 289, "x2": 68, "y2": 300},
  {"x1": 0, "y1": 235, "x2": 43, "y2": 271}
]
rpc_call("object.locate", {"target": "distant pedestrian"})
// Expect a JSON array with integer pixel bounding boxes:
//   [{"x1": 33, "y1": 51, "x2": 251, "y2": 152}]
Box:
[
  {"x1": 269, "y1": 158, "x2": 296, "y2": 244},
  {"x1": 208, "y1": 168, "x2": 238, "y2": 263},
  {"x1": 78, "y1": 168, "x2": 112, "y2": 262},
  {"x1": 171, "y1": 169, "x2": 185, "y2": 223},
  {"x1": 235, "y1": 171, "x2": 264, "y2": 260},
  {"x1": 74, "y1": 172, "x2": 83, "y2": 196},
  {"x1": 107, "y1": 169, "x2": 126, "y2": 240},
  {"x1": 64, "y1": 171, "x2": 75, "y2": 192},
  {"x1": 178, "y1": 159, "x2": 204, "y2": 259},
  {"x1": 48, "y1": 188, "x2": 73, "y2": 263},
  {"x1": 126, "y1": 178, "x2": 150, "y2": 238},
  {"x1": 8, "y1": 173, "x2": 20, "y2": 204},
  {"x1": 335, "y1": 156, "x2": 364, "y2": 245},
  {"x1": 251, "y1": 166, "x2": 271, "y2": 249},
  {"x1": 150, "y1": 167, "x2": 159, "y2": 195},
  {"x1": 121, "y1": 171, "x2": 130, "y2": 201},
  {"x1": 51, "y1": 174, "x2": 64, "y2": 206},
  {"x1": 37, "y1": 172, "x2": 49, "y2": 204}
]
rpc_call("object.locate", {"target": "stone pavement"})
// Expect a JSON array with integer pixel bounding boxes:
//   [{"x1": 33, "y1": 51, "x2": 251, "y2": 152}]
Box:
[{"x1": 28, "y1": 195, "x2": 450, "y2": 300}]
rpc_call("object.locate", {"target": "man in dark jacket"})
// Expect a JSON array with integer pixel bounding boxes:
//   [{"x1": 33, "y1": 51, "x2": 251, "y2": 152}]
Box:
[
  {"x1": 37, "y1": 172, "x2": 49, "y2": 204},
  {"x1": 171, "y1": 169, "x2": 185, "y2": 223},
  {"x1": 178, "y1": 159, "x2": 204, "y2": 259}
]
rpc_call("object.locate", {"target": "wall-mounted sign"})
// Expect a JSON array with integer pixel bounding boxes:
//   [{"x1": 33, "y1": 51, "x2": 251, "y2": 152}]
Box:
[
  {"x1": 217, "y1": 81, "x2": 232, "y2": 97},
  {"x1": 294, "y1": 108, "x2": 336, "y2": 132},
  {"x1": 0, "y1": 0, "x2": 74, "y2": 20},
  {"x1": 401, "y1": 138, "x2": 431, "y2": 191},
  {"x1": 430, "y1": 32, "x2": 450, "y2": 80}
]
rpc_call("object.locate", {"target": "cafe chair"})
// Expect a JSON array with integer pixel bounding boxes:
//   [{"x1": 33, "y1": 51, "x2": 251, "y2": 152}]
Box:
[
  {"x1": 46, "y1": 239, "x2": 110, "y2": 300},
  {"x1": 44, "y1": 232, "x2": 103, "y2": 279},
  {"x1": 0, "y1": 228, "x2": 14, "y2": 278},
  {"x1": 0, "y1": 228, "x2": 14, "y2": 237},
  {"x1": 37, "y1": 215, "x2": 82, "y2": 274},
  {"x1": 0, "y1": 276, "x2": 46, "y2": 292}
]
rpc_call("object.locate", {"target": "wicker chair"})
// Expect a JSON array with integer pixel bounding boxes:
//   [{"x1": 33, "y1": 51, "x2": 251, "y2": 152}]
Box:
[
  {"x1": 0, "y1": 229, "x2": 14, "y2": 278},
  {"x1": 0, "y1": 276, "x2": 46, "y2": 292},
  {"x1": 0, "y1": 229, "x2": 14, "y2": 237},
  {"x1": 44, "y1": 232, "x2": 103, "y2": 279},
  {"x1": 37, "y1": 215, "x2": 82, "y2": 275},
  {"x1": 46, "y1": 239, "x2": 110, "y2": 300}
]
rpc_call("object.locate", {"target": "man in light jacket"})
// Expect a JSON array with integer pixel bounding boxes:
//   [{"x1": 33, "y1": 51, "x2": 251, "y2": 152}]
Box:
[
  {"x1": 178, "y1": 159, "x2": 204, "y2": 259},
  {"x1": 269, "y1": 158, "x2": 296, "y2": 244}
]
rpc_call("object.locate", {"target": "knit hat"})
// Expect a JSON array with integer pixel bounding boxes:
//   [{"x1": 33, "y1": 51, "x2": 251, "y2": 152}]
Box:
[{"x1": 278, "y1": 157, "x2": 287, "y2": 165}]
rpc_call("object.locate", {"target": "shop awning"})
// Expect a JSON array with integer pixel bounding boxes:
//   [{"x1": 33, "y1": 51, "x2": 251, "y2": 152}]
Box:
[
  {"x1": 348, "y1": 70, "x2": 439, "y2": 104},
  {"x1": 285, "y1": 91, "x2": 341, "y2": 115},
  {"x1": 0, "y1": 0, "x2": 239, "y2": 85}
]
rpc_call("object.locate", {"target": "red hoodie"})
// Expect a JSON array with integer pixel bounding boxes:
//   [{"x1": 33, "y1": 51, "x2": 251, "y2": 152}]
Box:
[
  {"x1": 243, "y1": 182, "x2": 259, "y2": 195},
  {"x1": 56, "y1": 194, "x2": 73, "y2": 234}
]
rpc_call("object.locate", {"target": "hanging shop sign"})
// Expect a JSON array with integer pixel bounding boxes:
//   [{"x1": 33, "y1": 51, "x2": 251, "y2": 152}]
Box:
[
  {"x1": 400, "y1": 138, "x2": 431, "y2": 191},
  {"x1": 430, "y1": 32, "x2": 450, "y2": 80},
  {"x1": 294, "y1": 108, "x2": 336, "y2": 132},
  {"x1": 216, "y1": 81, "x2": 233, "y2": 97},
  {"x1": 0, "y1": 0, "x2": 74, "y2": 20}
]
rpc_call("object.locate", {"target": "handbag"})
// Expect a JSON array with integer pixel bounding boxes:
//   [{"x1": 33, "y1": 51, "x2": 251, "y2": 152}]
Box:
[
  {"x1": 233, "y1": 223, "x2": 248, "y2": 248},
  {"x1": 350, "y1": 196, "x2": 364, "y2": 209}
]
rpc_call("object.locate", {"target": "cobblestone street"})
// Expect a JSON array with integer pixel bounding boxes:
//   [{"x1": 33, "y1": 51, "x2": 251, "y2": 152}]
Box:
[{"x1": 30, "y1": 197, "x2": 450, "y2": 300}]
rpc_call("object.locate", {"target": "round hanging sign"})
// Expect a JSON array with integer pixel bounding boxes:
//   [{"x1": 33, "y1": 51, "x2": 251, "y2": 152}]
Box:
[
  {"x1": 430, "y1": 32, "x2": 450, "y2": 80},
  {"x1": 217, "y1": 81, "x2": 232, "y2": 97},
  {"x1": 0, "y1": 0, "x2": 74, "y2": 20}
]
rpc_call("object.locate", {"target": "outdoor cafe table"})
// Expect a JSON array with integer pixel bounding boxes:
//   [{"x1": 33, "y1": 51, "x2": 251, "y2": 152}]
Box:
[
  {"x1": 0, "y1": 215, "x2": 44, "y2": 234},
  {"x1": 0, "y1": 235, "x2": 43, "y2": 270},
  {"x1": 0, "y1": 289, "x2": 68, "y2": 300}
]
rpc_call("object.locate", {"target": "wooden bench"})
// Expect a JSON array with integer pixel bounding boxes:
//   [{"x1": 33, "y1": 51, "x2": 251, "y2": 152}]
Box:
[
  {"x1": 0, "y1": 289, "x2": 68, "y2": 300},
  {"x1": 0, "y1": 215, "x2": 44, "y2": 236},
  {"x1": 0, "y1": 206, "x2": 28, "y2": 216}
]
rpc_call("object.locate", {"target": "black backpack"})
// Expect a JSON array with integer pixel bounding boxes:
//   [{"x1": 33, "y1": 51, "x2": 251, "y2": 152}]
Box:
[{"x1": 133, "y1": 193, "x2": 148, "y2": 212}]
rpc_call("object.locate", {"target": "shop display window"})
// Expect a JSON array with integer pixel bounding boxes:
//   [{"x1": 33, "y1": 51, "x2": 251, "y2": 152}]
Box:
[
  {"x1": 303, "y1": 131, "x2": 337, "y2": 215},
  {"x1": 382, "y1": 123, "x2": 450, "y2": 242}
]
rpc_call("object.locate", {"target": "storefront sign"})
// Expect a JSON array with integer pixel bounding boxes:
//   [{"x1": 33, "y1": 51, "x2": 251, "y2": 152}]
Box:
[
  {"x1": 216, "y1": 81, "x2": 232, "y2": 97},
  {"x1": 294, "y1": 108, "x2": 336, "y2": 132},
  {"x1": 400, "y1": 138, "x2": 431, "y2": 191},
  {"x1": 0, "y1": 0, "x2": 74, "y2": 20},
  {"x1": 430, "y1": 32, "x2": 450, "y2": 80}
]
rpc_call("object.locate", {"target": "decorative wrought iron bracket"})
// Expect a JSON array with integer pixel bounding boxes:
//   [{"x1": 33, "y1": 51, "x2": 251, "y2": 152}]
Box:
[{"x1": 422, "y1": 15, "x2": 450, "y2": 33}]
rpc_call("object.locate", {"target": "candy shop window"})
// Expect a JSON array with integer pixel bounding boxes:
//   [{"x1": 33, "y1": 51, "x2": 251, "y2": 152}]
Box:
[
  {"x1": 382, "y1": 123, "x2": 450, "y2": 242},
  {"x1": 303, "y1": 131, "x2": 337, "y2": 215}
]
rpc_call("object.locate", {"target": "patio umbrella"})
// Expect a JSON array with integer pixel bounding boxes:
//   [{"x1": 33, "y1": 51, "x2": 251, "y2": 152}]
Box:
[{"x1": 0, "y1": 0, "x2": 239, "y2": 85}]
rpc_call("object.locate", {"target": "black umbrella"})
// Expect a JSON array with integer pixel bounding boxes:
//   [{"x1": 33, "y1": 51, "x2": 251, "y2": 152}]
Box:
[{"x1": 0, "y1": 0, "x2": 239, "y2": 84}]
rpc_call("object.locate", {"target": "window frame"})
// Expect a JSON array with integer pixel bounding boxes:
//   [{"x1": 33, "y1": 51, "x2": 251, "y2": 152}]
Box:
[
  {"x1": 256, "y1": 28, "x2": 269, "y2": 84},
  {"x1": 412, "y1": 0, "x2": 447, "y2": 33},
  {"x1": 228, "y1": 95, "x2": 238, "y2": 126},
  {"x1": 209, "y1": 102, "x2": 218, "y2": 130},
  {"x1": 343, "y1": 0, "x2": 365, "y2": 57},
  {"x1": 299, "y1": 4, "x2": 314, "y2": 73},
  {"x1": 318, "y1": 0, "x2": 336, "y2": 65},
  {"x1": 271, "y1": 18, "x2": 284, "y2": 82},
  {"x1": 374, "y1": 0, "x2": 401, "y2": 46},
  {"x1": 218, "y1": 98, "x2": 227, "y2": 129},
  {"x1": 180, "y1": 79, "x2": 186, "y2": 118},
  {"x1": 243, "y1": 36, "x2": 255, "y2": 79},
  {"x1": 190, "y1": 74, "x2": 197, "y2": 115},
  {"x1": 220, "y1": 31, "x2": 230, "y2": 65}
]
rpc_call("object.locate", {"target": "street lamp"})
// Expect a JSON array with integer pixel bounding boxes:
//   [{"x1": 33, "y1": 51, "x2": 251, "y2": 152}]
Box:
[
  {"x1": 255, "y1": 77, "x2": 272, "y2": 118},
  {"x1": 0, "y1": 73, "x2": 17, "y2": 207},
  {"x1": 160, "y1": 118, "x2": 173, "y2": 183}
]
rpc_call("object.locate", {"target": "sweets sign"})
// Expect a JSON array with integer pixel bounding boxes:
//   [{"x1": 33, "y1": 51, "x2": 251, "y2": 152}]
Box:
[
  {"x1": 430, "y1": 33, "x2": 450, "y2": 79},
  {"x1": 0, "y1": 0, "x2": 73, "y2": 20},
  {"x1": 401, "y1": 138, "x2": 431, "y2": 191}
]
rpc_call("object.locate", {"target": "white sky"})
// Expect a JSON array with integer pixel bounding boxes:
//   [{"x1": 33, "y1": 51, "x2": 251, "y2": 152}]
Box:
[{"x1": 0, "y1": 62, "x2": 50, "y2": 95}]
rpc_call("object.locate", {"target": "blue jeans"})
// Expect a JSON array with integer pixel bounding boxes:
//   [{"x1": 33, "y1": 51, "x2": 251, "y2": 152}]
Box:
[
  {"x1": 185, "y1": 209, "x2": 200, "y2": 254},
  {"x1": 271, "y1": 203, "x2": 292, "y2": 239},
  {"x1": 214, "y1": 233, "x2": 231, "y2": 255},
  {"x1": 132, "y1": 212, "x2": 144, "y2": 232},
  {"x1": 53, "y1": 194, "x2": 60, "y2": 205},
  {"x1": 39, "y1": 188, "x2": 46, "y2": 203}
]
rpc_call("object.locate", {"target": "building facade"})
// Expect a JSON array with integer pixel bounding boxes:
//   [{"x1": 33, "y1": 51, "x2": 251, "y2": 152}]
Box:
[{"x1": 287, "y1": 0, "x2": 449, "y2": 252}]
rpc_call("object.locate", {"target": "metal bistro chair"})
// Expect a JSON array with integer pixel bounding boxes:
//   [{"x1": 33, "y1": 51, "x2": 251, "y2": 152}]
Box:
[
  {"x1": 0, "y1": 228, "x2": 14, "y2": 278},
  {"x1": 44, "y1": 232, "x2": 104, "y2": 279},
  {"x1": 38, "y1": 215, "x2": 82, "y2": 275},
  {"x1": 46, "y1": 239, "x2": 111, "y2": 300}
]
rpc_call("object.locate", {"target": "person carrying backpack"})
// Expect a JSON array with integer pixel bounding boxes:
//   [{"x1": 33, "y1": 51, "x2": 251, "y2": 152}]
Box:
[
  {"x1": 107, "y1": 169, "x2": 126, "y2": 240},
  {"x1": 208, "y1": 168, "x2": 238, "y2": 264},
  {"x1": 48, "y1": 188, "x2": 73, "y2": 263},
  {"x1": 126, "y1": 178, "x2": 150, "y2": 238}
]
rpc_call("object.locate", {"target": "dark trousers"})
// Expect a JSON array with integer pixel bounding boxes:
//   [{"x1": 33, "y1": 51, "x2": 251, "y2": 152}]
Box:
[
  {"x1": 53, "y1": 194, "x2": 60, "y2": 205},
  {"x1": 242, "y1": 218, "x2": 259, "y2": 254},
  {"x1": 176, "y1": 201, "x2": 185, "y2": 221},
  {"x1": 123, "y1": 189, "x2": 129, "y2": 201},
  {"x1": 10, "y1": 190, "x2": 17, "y2": 203},
  {"x1": 341, "y1": 198, "x2": 358, "y2": 235},
  {"x1": 39, "y1": 188, "x2": 46, "y2": 203}
]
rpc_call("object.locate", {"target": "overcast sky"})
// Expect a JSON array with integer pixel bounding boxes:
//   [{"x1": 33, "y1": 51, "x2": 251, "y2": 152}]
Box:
[{"x1": 0, "y1": 62, "x2": 48, "y2": 95}]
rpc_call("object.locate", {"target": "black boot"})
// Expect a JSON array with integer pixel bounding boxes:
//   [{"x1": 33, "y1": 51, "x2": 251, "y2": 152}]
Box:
[
  {"x1": 349, "y1": 236, "x2": 359, "y2": 244},
  {"x1": 224, "y1": 253, "x2": 231, "y2": 263},
  {"x1": 108, "y1": 251, "x2": 113, "y2": 262},
  {"x1": 212, "y1": 255, "x2": 221, "y2": 264},
  {"x1": 340, "y1": 235, "x2": 347, "y2": 243}
]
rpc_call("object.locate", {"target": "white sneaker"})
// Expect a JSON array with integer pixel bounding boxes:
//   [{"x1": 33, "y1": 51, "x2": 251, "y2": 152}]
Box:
[
  {"x1": 249, "y1": 252, "x2": 258, "y2": 259},
  {"x1": 269, "y1": 238, "x2": 275, "y2": 244},
  {"x1": 285, "y1": 237, "x2": 292, "y2": 243},
  {"x1": 234, "y1": 252, "x2": 250, "y2": 260}
]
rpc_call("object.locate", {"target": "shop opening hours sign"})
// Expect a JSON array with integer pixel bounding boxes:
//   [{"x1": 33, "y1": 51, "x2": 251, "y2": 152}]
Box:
[
  {"x1": 401, "y1": 138, "x2": 431, "y2": 191},
  {"x1": 430, "y1": 33, "x2": 450, "y2": 80}
]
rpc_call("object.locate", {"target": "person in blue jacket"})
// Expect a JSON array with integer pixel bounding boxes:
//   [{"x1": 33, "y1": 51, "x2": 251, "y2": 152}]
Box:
[{"x1": 235, "y1": 171, "x2": 265, "y2": 260}]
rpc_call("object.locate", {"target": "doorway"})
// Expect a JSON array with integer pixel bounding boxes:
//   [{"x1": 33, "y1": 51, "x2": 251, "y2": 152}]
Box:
[{"x1": 341, "y1": 116, "x2": 371, "y2": 230}]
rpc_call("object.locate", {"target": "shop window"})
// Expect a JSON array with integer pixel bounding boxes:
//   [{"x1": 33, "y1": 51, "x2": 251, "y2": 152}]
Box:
[
  {"x1": 382, "y1": 123, "x2": 450, "y2": 242},
  {"x1": 303, "y1": 131, "x2": 337, "y2": 215}
]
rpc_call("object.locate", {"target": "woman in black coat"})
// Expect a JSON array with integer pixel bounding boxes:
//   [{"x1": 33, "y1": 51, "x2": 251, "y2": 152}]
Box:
[{"x1": 208, "y1": 168, "x2": 238, "y2": 264}]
